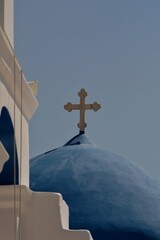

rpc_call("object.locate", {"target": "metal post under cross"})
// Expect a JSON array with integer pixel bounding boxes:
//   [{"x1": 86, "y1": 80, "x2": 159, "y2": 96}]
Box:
[{"x1": 64, "y1": 88, "x2": 101, "y2": 134}]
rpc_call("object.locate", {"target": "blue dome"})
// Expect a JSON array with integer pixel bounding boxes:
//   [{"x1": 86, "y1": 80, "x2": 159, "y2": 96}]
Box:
[{"x1": 30, "y1": 134, "x2": 160, "y2": 240}]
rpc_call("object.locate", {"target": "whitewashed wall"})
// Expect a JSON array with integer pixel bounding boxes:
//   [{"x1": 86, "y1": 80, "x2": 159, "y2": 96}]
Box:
[
  {"x1": 0, "y1": 0, "x2": 14, "y2": 47},
  {"x1": 0, "y1": 24, "x2": 38, "y2": 186},
  {"x1": 0, "y1": 185, "x2": 93, "y2": 240}
]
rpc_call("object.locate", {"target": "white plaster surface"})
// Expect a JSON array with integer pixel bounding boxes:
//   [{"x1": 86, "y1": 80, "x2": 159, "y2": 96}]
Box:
[
  {"x1": 0, "y1": 0, "x2": 14, "y2": 46},
  {"x1": 0, "y1": 25, "x2": 39, "y2": 121},
  {"x1": 0, "y1": 185, "x2": 93, "y2": 240},
  {"x1": 0, "y1": 141, "x2": 9, "y2": 172},
  {"x1": 4, "y1": 0, "x2": 14, "y2": 46},
  {"x1": 0, "y1": 23, "x2": 38, "y2": 186}
]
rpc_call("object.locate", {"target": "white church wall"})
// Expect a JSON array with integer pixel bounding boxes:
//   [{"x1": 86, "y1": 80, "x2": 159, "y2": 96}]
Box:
[
  {"x1": 0, "y1": 185, "x2": 93, "y2": 240},
  {"x1": 0, "y1": 1, "x2": 4, "y2": 35},
  {"x1": 0, "y1": 0, "x2": 14, "y2": 47},
  {"x1": 0, "y1": 142, "x2": 9, "y2": 172},
  {"x1": 0, "y1": 25, "x2": 38, "y2": 121},
  {"x1": 3, "y1": 0, "x2": 14, "y2": 47},
  {"x1": 0, "y1": 80, "x2": 29, "y2": 185},
  {"x1": 0, "y1": 20, "x2": 38, "y2": 186}
]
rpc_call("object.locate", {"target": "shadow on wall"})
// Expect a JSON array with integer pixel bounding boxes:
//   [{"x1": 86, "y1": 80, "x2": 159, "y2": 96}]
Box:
[{"x1": 0, "y1": 106, "x2": 19, "y2": 185}]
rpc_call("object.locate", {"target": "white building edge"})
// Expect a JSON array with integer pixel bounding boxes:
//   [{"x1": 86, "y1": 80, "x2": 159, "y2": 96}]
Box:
[{"x1": 0, "y1": 1, "x2": 93, "y2": 239}]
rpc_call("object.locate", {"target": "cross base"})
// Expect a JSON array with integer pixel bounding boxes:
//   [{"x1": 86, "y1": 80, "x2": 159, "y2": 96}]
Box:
[{"x1": 79, "y1": 130, "x2": 85, "y2": 135}]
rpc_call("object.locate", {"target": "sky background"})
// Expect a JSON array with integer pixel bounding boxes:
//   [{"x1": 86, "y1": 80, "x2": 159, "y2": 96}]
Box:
[{"x1": 14, "y1": 0, "x2": 160, "y2": 179}]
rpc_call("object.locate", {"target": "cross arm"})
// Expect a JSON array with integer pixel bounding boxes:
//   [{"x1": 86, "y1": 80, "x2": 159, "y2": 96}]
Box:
[
  {"x1": 85, "y1": 102, "x2": 101, "y2": 111},
  {"x1": 64, "y1": 103, "x2": 80, "y2": 112}
]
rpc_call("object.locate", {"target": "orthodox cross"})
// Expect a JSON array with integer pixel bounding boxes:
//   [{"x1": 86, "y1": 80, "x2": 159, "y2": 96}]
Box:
[{"x1": 64, "y1": 88, "x2": 101, "y2": 134}]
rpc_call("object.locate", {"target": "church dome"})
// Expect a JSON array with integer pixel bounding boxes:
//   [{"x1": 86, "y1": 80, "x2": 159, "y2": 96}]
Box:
[{"x1": 30, "y1": 134, "x2": 160, "y2": 240}]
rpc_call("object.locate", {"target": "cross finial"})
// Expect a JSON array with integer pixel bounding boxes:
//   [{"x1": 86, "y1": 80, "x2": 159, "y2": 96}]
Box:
[{"x1": 64, "y1": 88, "x2": 101, "y2": 134}]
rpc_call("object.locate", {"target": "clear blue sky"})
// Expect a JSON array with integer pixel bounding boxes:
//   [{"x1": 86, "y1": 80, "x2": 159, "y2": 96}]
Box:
[{"x1": 15, "y1": 0, "x2": 160, "y2": 179}]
